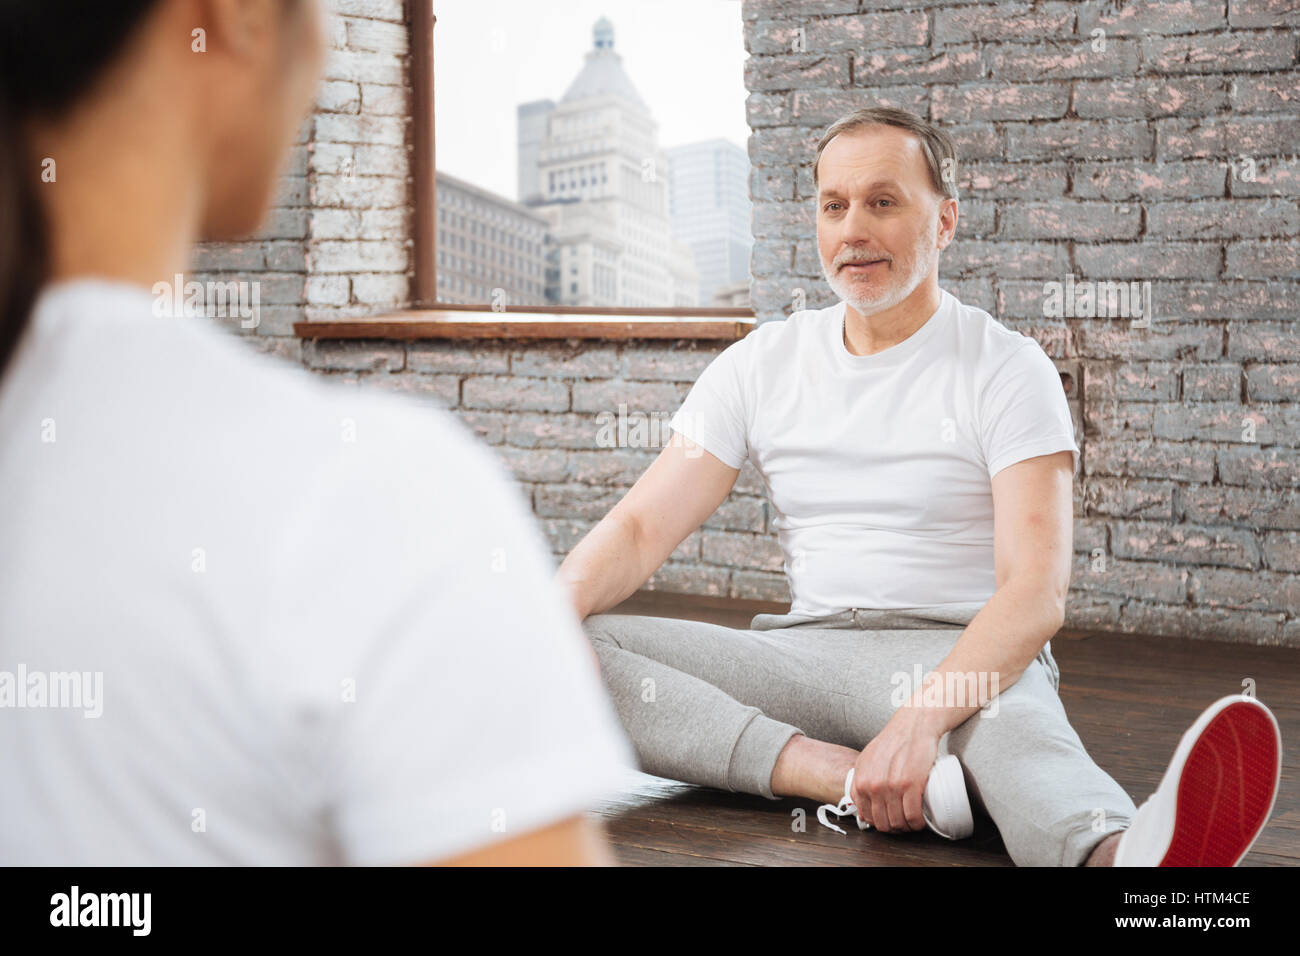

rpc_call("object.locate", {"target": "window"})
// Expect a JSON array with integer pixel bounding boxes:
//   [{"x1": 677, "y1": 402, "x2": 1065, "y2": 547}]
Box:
[
  {"x1": 299, "y1": 2, "x2": 755, "y2": 342},
  {"x1": 422, "y1": 0, "x2": 753, "y2": 315}
]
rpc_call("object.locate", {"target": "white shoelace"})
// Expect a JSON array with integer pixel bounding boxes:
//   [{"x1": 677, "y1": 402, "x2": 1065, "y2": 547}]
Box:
[{"x1": 816, "y1": 768, "x2": 870, "y2": 835}]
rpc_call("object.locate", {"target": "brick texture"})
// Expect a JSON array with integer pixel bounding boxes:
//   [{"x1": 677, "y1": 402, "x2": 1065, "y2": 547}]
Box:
[{"x1": 189, "y1": 0, "x2": 412, "y2": 343}]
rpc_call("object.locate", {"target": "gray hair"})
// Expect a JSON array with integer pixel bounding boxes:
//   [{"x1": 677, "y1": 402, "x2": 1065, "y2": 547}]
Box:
[{"x1": 813, "y1": 107, "x2": 959, "y2": 201}]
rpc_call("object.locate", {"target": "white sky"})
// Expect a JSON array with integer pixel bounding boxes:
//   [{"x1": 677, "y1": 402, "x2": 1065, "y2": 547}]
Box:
[{"x1": 432, "y1": 0, "x2": 750, "y2": 201}]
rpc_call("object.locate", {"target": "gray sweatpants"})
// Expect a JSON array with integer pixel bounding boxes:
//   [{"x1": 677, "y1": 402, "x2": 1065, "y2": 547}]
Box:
[{"x1": 581, "y1": 602, "x2": 1137, "y2": 867}]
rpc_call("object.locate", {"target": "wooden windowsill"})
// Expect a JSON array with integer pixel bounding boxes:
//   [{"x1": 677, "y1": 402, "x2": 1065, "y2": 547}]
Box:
[{"x1": 294, "y1": 306, "x2": 758, "y2": 341}]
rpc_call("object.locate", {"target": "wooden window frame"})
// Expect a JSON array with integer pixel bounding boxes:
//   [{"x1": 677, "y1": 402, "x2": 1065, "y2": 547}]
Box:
[{"x1": 294, "y1": 4, "x2": 756, "y2": 342}]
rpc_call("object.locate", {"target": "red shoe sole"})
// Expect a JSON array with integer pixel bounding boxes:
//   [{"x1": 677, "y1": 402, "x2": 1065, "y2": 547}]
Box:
[{"x1": 1161, "y1": 701, "x2": 1280, "y2": 867}]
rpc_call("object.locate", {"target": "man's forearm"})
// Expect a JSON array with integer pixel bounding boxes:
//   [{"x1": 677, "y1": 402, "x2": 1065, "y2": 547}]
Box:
[
  {"x1": 555, "y1": 512, "x2": 654, "y2": 622},
  {"x1": 898, "y1": 579, "x2": 1065, "y2": 739}
]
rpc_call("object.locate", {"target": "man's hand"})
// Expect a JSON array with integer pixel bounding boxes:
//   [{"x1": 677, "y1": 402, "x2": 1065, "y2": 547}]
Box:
[{"x1": 850, "y1": 705, "x2": 944, "y2": 833}]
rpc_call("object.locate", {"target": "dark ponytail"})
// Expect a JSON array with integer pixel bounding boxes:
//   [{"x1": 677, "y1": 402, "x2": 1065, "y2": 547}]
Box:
[
  {"x1": 0, "y1": 1, "x2": 165, "y2": 378},
  {"x1": 0, "y1": 91, "x2": 47, "y2": 379}
]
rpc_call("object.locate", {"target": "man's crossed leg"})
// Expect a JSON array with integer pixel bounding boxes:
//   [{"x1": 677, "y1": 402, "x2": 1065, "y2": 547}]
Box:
[{"x1": 581, "y1": 606, "x2": 1137, "y2": 867}]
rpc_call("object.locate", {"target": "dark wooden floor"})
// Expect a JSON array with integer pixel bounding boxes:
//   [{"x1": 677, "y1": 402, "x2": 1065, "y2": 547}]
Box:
[{"x1": 588, "y1": 591, "x2": 1300, "y2": 867}]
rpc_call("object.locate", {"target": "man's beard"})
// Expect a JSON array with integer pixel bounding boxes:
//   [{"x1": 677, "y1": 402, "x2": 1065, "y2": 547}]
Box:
[{"x1": 820, "y1": 233, "x2": 936, "y2": 316}]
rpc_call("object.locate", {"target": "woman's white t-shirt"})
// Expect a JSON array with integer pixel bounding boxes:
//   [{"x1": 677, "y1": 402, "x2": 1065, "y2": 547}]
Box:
[
  {"x1": 0, "y1": 278, "x2": 635, "y2": 865},
  {"x1": 669, "y1": 289, "x2": 1081, "y2": 618}
]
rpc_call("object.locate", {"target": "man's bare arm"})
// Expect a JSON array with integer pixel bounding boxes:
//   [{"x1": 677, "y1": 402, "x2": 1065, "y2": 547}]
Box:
[
  {"x1": 900, "y1": 449, "x2": 1075, "y2": 737},
  {"x1": 556, "y1": 431, "x2": 740, "y2": 621},
  {"x1": 845, "y1": 449, "x2": 1075, "y2": 833}
]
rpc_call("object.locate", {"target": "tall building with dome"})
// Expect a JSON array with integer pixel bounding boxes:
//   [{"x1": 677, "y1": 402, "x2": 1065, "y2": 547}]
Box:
[{"x1": 516, "y1": 17, "x2": 699, "y2": 308}]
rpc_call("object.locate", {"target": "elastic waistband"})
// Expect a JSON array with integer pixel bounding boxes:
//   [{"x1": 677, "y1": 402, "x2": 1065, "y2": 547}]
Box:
[
  {"x1": 747, "y1": 601, "x2": 1061, "y2": 692},
  {"x1": 750, "y1": 602, "x2": 988, "y2": 632}
]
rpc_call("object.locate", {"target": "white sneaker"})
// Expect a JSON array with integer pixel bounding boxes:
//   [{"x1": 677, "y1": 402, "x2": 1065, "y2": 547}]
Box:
[
  {"x1": 1113, "y1": 694, "x2": 1282, "y2": 867},
  {"x1": 816, "y1": 753, "x2": 975, "y2": 840}
]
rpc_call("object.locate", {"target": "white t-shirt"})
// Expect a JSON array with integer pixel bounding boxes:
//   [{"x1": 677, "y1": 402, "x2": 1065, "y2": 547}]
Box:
[
  {"x1": 0, "y1": 278, "x2": 635, "y2": 865},
  {"x1": 669, "y1": 289, "x2": 1080, "y2": 618}
]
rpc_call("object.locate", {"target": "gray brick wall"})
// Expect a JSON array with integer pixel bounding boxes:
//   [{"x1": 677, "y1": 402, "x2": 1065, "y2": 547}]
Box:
[
  {"x1": 197, "y1": 0, "x2": 1300, "y2": 646},
  {"x1": 190, "y1": 0, "x2": 412, "y2": 351}
]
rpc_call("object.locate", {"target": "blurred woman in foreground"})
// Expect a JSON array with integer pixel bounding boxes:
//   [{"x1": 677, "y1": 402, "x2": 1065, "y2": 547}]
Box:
[{"x1": 0, "y1": 0, "x2": 634, "y2": 865}]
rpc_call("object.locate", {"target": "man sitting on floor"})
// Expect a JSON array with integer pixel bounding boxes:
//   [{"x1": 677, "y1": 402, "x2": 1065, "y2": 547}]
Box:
[{"x1": 555, "y1": 106, "x2": 1282, "y2": 867}]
